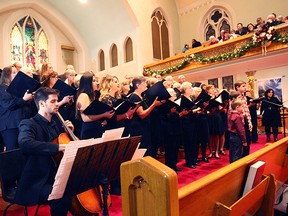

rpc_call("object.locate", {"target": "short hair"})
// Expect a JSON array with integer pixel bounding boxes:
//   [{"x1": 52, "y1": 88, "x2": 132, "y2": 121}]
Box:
[
  {"x1": 229, "y1": 90, "x2": 240, "y2": 100},
  {"x1": 231, "y1": 99, "x2": 243, "y2": 110},
  {"x1": 234, "y1": 80, "x2": 246, "y2": 90},
  {"x1": 132, "y1": 76, "x2": 146, "y2": 90},
  {"x1": 34, "y1": 87, "x2": 59, "y2": 110},
  {"x1": 180, "y1": 81, "x2": 192, "y2": 93}
]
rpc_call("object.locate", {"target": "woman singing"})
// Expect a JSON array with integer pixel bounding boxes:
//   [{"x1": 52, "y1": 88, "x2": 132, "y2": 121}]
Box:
[
  {"x1": 75, "y1": 72, "x2": 114, "y2": 139},
  {"x1": 0, "y1": 65, "x2": 33, "y2": 152}
]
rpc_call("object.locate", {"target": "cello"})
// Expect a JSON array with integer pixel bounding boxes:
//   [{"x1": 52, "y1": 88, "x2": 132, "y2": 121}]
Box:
[{"x1": 54, "y1": 112, "x2": 111, "y2": 216}]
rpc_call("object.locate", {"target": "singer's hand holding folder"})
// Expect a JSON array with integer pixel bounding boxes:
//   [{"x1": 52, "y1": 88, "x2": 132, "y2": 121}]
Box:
[
  {"x1": 52, "y1": 79, "x2": 77, "y2": 100},
  {"x1": 6, "y1": 71, "x2": 41, "y2": 98},
  {"x1": 113, "y1": 99, "x2": 140, "y2": 115}
]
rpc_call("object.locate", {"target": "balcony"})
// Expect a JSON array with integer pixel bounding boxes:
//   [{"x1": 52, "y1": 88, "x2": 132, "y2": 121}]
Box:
[{"x1": 143, "y1": 24, "x2": 288, "y2": 81}]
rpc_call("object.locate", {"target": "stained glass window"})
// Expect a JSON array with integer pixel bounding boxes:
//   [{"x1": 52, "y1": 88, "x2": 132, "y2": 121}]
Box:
[{"x1": 10, "y1": 16, "x2": 48, "y2": 71}]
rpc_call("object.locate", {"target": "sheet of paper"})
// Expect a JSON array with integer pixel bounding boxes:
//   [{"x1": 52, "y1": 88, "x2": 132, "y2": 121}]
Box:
[
  {"x1": 102, "y1": 127, "x2": 124, "y2": 141},
  {"x1": 48, "y1": 138, "x2": 103, "y2": 200}
]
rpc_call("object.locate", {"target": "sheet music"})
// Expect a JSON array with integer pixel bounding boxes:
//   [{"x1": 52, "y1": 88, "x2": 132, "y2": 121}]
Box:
[
  {"x1": 102, "y1": 127, "x2": 124, "y2": 141},
  {"x1": 131, "y1": 143, "x2": 146, "y2": 160},
  {"x1": 48, "y1": 138, "x2": 103, "y2": 200}
]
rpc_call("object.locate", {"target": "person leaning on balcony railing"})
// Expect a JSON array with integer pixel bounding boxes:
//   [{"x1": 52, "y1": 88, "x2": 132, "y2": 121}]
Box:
[
  {"x1": 208, "y1": 35, "x2": 219, "y2": 46},
  {"x1": 191, "y1": 39, "x2": 202, "y2": 48},
  {"x1": 247, "y1": 23, "x2": 256, "y2": 33},
  {"x1": 235, "y1": 23, "x2": 248, "y2": 36},
  {"x1": 219, "y1": 30, "x2": 231, "y2": 42}
]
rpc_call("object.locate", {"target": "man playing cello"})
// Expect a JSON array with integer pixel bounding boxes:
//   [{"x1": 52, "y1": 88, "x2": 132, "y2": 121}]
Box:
[{"x1": 15, "y1": 87, "x2": 74, "y2": 216}]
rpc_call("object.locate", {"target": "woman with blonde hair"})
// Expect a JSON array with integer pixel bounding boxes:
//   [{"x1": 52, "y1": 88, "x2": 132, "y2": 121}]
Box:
[{"x1": 99, "y1": 74, "x2": 136, "y2": 131}]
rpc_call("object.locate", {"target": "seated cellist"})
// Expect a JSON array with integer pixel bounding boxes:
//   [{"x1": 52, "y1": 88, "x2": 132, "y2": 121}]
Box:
[{"x1": 15, "y1": 87, "x2": 74, "y2": 216}]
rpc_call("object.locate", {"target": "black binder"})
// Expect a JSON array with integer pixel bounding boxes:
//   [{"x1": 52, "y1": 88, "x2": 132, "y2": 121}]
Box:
[
  {"x1": 113, "y1": 99, "x2": 139, "y2": 115},
  {"x1": 144, "y1": 81, "x2": 171, "y2": 102},
  {"x1": 83, "y1": 100, "x2": 114, "y2": 115},
  {"x1": 52, "y1": 79, "x2": 77, "y2": 100},
  {"x1": 194, "y1": 90, "x2": 211, "y2": 108},
  {"x1": 176, "y1": 95, "x2": 195, "y2": 111},
  {"x1": 158, "y1": 99, "x2": 179, "y2": 114},
  {"x1": 6, "y1": 71, "x2": 41, "y2": 98}
]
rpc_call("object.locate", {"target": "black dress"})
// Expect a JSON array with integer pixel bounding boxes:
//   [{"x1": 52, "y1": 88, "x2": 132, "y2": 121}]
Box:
[
  {"x1": 261, "y1": 97, "x2": 282, "y2": 127},
  {"x1": 129, "y1": 93, "x2": 152, "y2": 156}
]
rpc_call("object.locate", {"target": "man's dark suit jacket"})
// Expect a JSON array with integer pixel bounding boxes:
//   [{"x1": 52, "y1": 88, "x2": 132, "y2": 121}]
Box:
[{"x1": 15, "y1": 114, "x2": 60, "y2": 206}]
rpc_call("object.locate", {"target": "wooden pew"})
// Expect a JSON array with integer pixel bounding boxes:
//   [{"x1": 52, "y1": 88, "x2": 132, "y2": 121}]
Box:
[{"x1": 120, "y1": 137, "x2": 288, "y2": 216}]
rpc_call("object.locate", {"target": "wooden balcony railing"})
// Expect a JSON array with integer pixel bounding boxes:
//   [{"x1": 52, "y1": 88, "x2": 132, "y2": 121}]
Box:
[{"x1": 143, "y1": 24, "x2": 288, "y2": 77}]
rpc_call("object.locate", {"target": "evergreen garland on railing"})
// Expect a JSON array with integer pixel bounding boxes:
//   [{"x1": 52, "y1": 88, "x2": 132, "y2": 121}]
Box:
[{"x1": 143, "y1": 31, "x2": 288, "y2": 76}]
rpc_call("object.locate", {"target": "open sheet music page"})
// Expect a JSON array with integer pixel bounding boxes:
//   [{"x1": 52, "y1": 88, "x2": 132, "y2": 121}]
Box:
[
  {"x1": 102, "y1": 127, "x2": 124, "y2": 141},
  {"x1": 131, "y1": 143, "x2": 146, "y2": 160},
  {"x1": 48, "y1": 138, "x2": 104, "y2": 200}
]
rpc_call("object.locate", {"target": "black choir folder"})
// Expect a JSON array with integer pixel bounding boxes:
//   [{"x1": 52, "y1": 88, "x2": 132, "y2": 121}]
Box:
[
  {"x1": 83, "y1": 99, "x2": 139, "y2": 115},
  {"x1": 144, "y1": 81, "x2": 171, "y2": 101},
  {"x1": 6, "y1": 71, "x2": 41, "y2": 98},
  {"x1": 194, "y1": 89, "x2": 211, "y2": 108},
  {"x1": 52, "y1": 79, "x2": 77, "y2": 100},
  {"x1": 242, "y1": 160, "x2": 266, "y2": 196},
  {"x1": 175, "y1": 95, "x2": 195, "y2": 111}
]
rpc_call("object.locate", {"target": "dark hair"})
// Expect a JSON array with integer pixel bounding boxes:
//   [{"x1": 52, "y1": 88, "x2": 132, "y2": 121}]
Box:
[
  {"x1": 132, "y1": 76, "x2": 146, "y2": 90},
  {"x1": 264, "y1": 88, "x2": 274, "y2": 97},
  {"x1": 234, "y1": 80, "x2": 246, "y2": 90},
  {"x1": 0, "y1": 66, "x2": 14, "y2": 85},
  {"x1": 34, "y1": 87, "x2": 59, "y2": 109},
  {"x1": 75, "y1": 71, "x2": 97, "y2": 102}
]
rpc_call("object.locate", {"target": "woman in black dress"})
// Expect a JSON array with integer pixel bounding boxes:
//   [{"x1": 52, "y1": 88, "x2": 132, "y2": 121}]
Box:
[
  {"x1": 75, "y1": 72, "x2": 114, "y2": 139},
  {"x1": 129, "y1": 76, "x2": 162, "y2": 157},
  {"x1": 260, "y1": 89, "x2": 282, "y2": 142}
]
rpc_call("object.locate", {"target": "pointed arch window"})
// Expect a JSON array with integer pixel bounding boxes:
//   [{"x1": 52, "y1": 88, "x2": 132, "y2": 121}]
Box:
[
  {"x1": 111, "y1": 44, "x2": 118, "y2": 67},
  {"x1": 10, "y1": 16, "x2": 48, "y2": 70},
  {"x1": 204, "y1": 8, "x2": 231, "y2": 41},
  {"x1": 124, "y1": 37, "x2": 133, "y2": 63},
  {"x1": 151, "y1": 10, "x2": 170, "y2": 60},
  {"x1": 99, "y1": 49, "x2": 105, "y2": 71}
]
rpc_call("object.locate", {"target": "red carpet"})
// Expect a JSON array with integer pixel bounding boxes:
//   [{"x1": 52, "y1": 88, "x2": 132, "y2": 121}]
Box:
[{"x1": 1, "y1": 134, "x2": 283, "y2": 216}]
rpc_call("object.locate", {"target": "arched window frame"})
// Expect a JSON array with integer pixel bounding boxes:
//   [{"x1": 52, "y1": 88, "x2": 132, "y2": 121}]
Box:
[
  {"x1": 98, "y1": 49, "x2": 105, "y2": 71},
  {"x1": 124, "y1": 37, "x2": 133, "y2": 63},
  {"x1": 110, "y1": 43, "x2": 118, "y2": 68},
  {"x1": 151, "y1": 9, "x2": 170, "y2": 60},
  {"x1": 203, "y1": 8, "x2": 232, "y2": 41}
]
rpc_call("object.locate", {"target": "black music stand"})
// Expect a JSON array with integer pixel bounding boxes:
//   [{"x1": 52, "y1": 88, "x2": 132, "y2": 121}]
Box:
[{"x1": 64, "y1": 136, "x2": 141, "y2": 216}]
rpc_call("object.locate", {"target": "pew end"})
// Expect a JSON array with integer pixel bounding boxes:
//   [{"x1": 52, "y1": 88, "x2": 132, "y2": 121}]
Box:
[{"x1": 120, "y1": 156, "x2": 179, "y2": 216}]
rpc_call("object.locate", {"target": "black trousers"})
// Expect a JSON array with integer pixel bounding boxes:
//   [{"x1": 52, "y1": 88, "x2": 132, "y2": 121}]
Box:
[
  {"x1": 229, "y1": 133, "x2": 243, "y2": 163},
  {"x1": 242, "y1": 118, "x2": 251, "y2": 157},
  {"x1": 39, "y1": 184, "x2": 71, "y2": 216}
]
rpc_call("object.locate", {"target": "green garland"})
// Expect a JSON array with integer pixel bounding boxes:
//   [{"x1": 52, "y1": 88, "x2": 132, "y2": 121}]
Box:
[{"x1": 144, "y1": 32, "x2": 288, "y2": 76}]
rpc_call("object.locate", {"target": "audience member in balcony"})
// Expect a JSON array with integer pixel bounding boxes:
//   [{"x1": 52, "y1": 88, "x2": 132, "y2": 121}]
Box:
[
  {"x1": 229, "y1": 29, "x2": 239, "y2": 39},
  {"x1": 191, "y1": 39, "x2": 202, "y2": 48},
  {"x1": 265, "y1": 14, "x2": 281, "y2": 27},
  {"x1": 247, "y1": 23, "x2": 256, "y2": 33},
  {"x1": 235, "y1": 23, "x2": 248, "y2": 36},
  {"x1": 182, "y1": 44, "x2": 189, "y2": 53},
  {"x1": 219, "y1": 30, "x2": 231, "y2": 42},
  {"x1": 217, "y1": 29, "x2": 225, "y2": 41},
  {"x1": 178, "y1": 75, "x2": 186, "y2": 84},
  {"x1": 208, "y1": 35, "x2": 219, "y2": 46},
  {"x1": 255, "y1": 17, "x2": 265, "y2": 29},
  {"x1": 276, "y1": 15, "x2": 285, "y2": 24}
]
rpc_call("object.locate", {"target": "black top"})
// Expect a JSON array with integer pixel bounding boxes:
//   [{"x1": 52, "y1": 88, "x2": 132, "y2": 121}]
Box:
[{"x1": 15, "y1": 114, "x2": 61, "y2": 205}]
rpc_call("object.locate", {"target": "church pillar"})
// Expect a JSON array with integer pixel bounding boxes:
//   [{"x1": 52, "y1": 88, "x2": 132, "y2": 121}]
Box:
[{"x1": 245, "y1": 71, "x2": 256, "y2": 97}]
